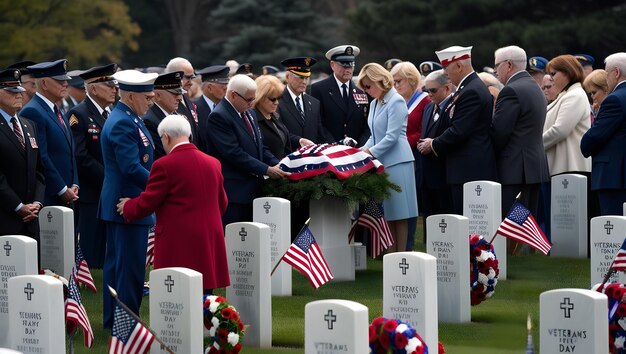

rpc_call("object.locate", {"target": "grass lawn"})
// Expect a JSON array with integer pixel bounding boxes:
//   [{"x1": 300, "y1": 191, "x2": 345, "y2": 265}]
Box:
[{"x1": 71, "y1": 235, "x2": 590, "y2": 353}]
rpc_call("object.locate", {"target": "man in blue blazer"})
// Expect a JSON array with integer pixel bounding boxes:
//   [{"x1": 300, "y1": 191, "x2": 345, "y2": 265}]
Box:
[
  {"x1": 99, "y1": 69, "x2": 158, "y2": 328},
  {"x1": 581, "y1": 52, "x2": 626, "y2": 215},
  {"x1": 67, "y1": 63, "x2": 118, "y2": 268},
  {"x1": 205, "y1": 74, "x2": 289, "y2": 226},
  {"x1": 418, "y1": 46, "x2": 497, "y2": 214},
  {"x1": 20, "y1": 59, "x2": 79, "y2": 207}
]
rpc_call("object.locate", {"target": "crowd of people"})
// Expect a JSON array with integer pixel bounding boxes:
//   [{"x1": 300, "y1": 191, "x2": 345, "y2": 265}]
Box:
[{"x1": 1, "y1": 43, "x2": 626, "y2": 328}]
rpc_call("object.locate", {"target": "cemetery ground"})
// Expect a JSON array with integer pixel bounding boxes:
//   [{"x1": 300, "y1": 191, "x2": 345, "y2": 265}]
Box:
[{"x1": 72, "y1": 241, "x2": 589, "y2": 354}]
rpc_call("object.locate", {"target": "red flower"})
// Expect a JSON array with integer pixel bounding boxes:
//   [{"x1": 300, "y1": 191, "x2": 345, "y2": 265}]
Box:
[
  {"x1": 232, "y1": 343, "x2": 243, "y2": 354},
  {"x1": 231, "y1": 311, "x2": 239, "y2": 321},
  {"x1": 394, "y1": 332, "x2": 409, "y2": 348},
  {"x1": 215, "y1": 296, "x2": 227, "y2": 303},
  {"x1": 438, "y1": 341, "x2": 446, "y2": 353},
  {"x1": 383, "y1": 319, "x2": 398, "y2": 332},
  {"x1": 208, "y1": 347, "x2": 218, "y2": 354},
  {"x1": 238, "y1": 320, "x2": 245, "y2": 332},
  {"x1": 217, "y1": 329, "x2": 229, "y2": 344},
  {"x1": 379, "y1": 332, "x2": 390, "y2": 348},
  {"x1": 221, "y1": 307, "x2": 234, "y2": 319},
  {"x1": 369, "y1": 326, "x2": 377, "y2": 343}
]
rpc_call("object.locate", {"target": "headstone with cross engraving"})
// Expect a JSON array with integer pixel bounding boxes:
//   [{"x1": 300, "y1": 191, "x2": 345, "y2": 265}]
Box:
[
  {"x1": 382, "y1": 252, "x2": 438, "y2": 353},
  {"x1": 426, "y1": 214, "x2": 470, "y2": 323},
  {"x1": 149, "y1": 267, "x2": 203, "y2": 354},
  {"x1": 551, "y1": 174, "x2": 588, "y2": 258},
  {"x1": 8, "y1": 275, "x2": 65, "y2": 353},
  {"x1": 0, "y1": 236, "x2": 38, "y2": 347},
  {"x1": 38, "y1": 206, "x2": 75, "y2": 279},
  {"x1": 540, "y1": 288, "x2": 608, "y2": 353},
  {"x1": 589, "y1": 216, "x2": 626, "y2": 287},
  {"x1": 253, "y1": 197, "x2": 292, "y2": 296},
  {"x1": 463, "y1": 181, "x2": 506, "y2": 280},
  {"x1": 309, "y1": 196, "x2": 355, "y2": 281},
  {"x1": 225, "y1": 222, "x2": 271, "y2": 348},
  {"x1": 304, "y1": 299, "x2": 368, "y2": 354}
]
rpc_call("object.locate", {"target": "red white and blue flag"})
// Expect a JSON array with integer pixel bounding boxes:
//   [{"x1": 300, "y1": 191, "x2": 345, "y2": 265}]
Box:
[
  {"x1": 75, "y1": 244, "x2": 96, "y2": 292},
  {"x1": 283, "y1": 226, "x2": 333, "y2": 289},
  {"x1": 65, "y1": 273, "x2": 94, "y2": 347},
  {"x1": 146, "y1": 225, "x2": 155, "y2": 268},
  {"x1": 611, "y1": 239, "x2": 626, "y2": 271},
  {"x1": 279, "y1": 143, "x2": 383, "y2": 181},
  {"x1": 108, "y1": 304, "x2": 154, "y2": 354},
  {"x1": 348, "y1": 200, "x2": 394, "y2": 258},
  {"x1": 495, "y1": 202, "x2": 552, "y2": 255}
]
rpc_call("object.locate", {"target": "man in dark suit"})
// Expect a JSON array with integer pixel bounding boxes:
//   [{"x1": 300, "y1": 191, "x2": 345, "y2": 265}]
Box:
[
  {"x1": 310, "y1": 45, "x2": 370, "y2": 147},
  {"x1": 278, "y1": 57, "x2": 333, "y2": 145},
  {"x1": 0, "y1": 69, "x2": 45, "y2": 254},
  {"x1": 581, "y1": 52, "x2": 626, "y2": 215},
  {"x1": 205, "y1": 74, "x2": 289, "y2": 226},
  {"x1": 165, "y1": 57, "x2": 201, "y2": 145},
  {"x1": 142, "y1": 71, "x2": 185, "y2": 160},
  {"x1": 99, "y1": 69, "x2": 158, "y2": 328},
  {"x1": 418, "y1": 46, "x2": 497, "y2": 214},
  {"x1": 7, "y1": 61, "x2": 36, "y2": 106},
  {"x1": 67, "y1": 63, "x2": 118, "y2": 268},
  {"x1": 20, "y1": 59, "x2": 79, "y2": 207},
  {"x1": 420, "y1": 70, "x2": 455, "y2": 221},
  {"x1": 63, "y1": 72, "x2": 86, "y2": 114},
  {"x1": 491, "y1": 46, "x2": 549, "y2": 218},
  {"x1": 195, "y1": 65, "x2": 230, "y2": 153}
]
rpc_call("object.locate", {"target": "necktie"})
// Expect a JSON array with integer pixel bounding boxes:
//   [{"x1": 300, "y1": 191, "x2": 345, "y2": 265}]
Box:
[
  {"x1": 295, "y1": 96, "x2": 305, "y2": 121},
  {"x1": 341, "y1": 83, "x2": 349, "y2": 107},
  {"x1": 241, "y1": 111, "x2": 256, "y2": 141},
  {"x1": 433, "y1": 105, "x2": 440, "y2": 122},
  {"x1": 54, "y1": 105, "x2": 67, "y2": 129},
  {"x1": 102, "y1": 109, "x2": 109, "y2": 119},
  {"x1": 10, "y1": 117, "x2": 25, "y2": 149}
]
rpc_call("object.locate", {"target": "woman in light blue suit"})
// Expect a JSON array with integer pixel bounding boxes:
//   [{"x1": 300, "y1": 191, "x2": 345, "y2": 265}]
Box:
[{"x1": 357, "y1": 63, "x2": 418, "y2": 252}]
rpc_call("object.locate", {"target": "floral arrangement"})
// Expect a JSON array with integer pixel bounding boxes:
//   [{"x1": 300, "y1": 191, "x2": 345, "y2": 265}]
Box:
[
  {"x1": 203, "y1": 295, "x2": 245, "y2": 354},
  {"x1": 594, "y1": 282, "x2": 626, "y2": 353},
  {"x1": 469, "y1": 235, "x2": 499, "y2": 306},
  {"x1": 369, "y1": 317, "x2": 430, "y2": 354}
]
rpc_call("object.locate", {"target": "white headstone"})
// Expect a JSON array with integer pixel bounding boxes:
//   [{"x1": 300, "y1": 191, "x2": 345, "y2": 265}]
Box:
[
  {"x1": 305, "y1": 299, "x2": 368, "y2": 354},
  {"x1": 253, "y1": 197, "x2": 292, "y2": 296},
  {"x1": 383, "y1": 252, "x2": 438, "y2": 353},
  {"x1": 352, "y1": 243, "x2": 366, "y2": 271},
  {"x1": 0, "y1": 236, "x2": 38, "y2": 347},
  {"x1": 0, "y1": 348, "x2": 23, "y2": 353},
  {"x1": 149, "y1": 267, "x2": 203, "y2": 354},
  {"x1": 540, "y1": 288, "x2": 608, "y2": 353},
  {"x1": 426, "y1": 214, "x2": 470, "y2": 323},
  {"x1": 309, "y1": 197, "x2": 354, "y2": 281},
  {"x1": 38, "y1": 206, "x2": 74, "y2": 278},
  {"x1": 551, "y1": 174, "x2": 587, "y2": 257},
  {"x1": 590, "y1": 216, "x2": 626, "y2": 287},
  {"x1": 8, "y1": 275, "x2": 65, "y2": 353},
  {"x1": 623, "y1": 202, "x2": 626, "y2": 216},
  {"x1": 225, "y1": 222, "x2": 271, "y2": 348},
  {"x1": 463, "y1": 181, "x2": 506, "y2": 280}
]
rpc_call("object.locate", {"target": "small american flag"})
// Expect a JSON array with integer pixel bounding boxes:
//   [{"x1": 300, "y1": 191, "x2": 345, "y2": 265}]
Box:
[
  {"x1": 611, "y1": 239, "x2": 626, "y2": 271},
  {"x1": 66, "y1": 273, "x2": 94, "y2": 347},
  {"x1": 108, "y1": 304, "x2": 154, "y2": 354},
  {"x1": 75, "y1": 244, "x2": 96, "y2": 292},
  {"x1": 348, "y1": 200, "x2": 394, "y2": 258},
  {"x1": 495, "y1": 202, "x2": 552, "y2": 255},
  {"x1": 283, "y1": 226, "x2": 333, "y2": 289},
  {"x1": 145, "y1": 225, "x2": 155, "y2": 268}
]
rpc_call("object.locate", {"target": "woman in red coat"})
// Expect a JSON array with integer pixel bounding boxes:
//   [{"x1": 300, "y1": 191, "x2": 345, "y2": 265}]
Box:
[{"x1": 118, "y1": 114, "x2": 230, "y2": 293}]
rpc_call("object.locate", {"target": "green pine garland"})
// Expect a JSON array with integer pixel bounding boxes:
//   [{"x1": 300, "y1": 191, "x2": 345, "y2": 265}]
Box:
[{"x1": 262, "y1": 171, "x2": 401, "y2": 207}]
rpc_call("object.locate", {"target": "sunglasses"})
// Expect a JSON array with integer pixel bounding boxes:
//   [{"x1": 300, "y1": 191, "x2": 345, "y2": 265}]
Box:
[
  {"x1": 267, "y1": 97, "x2": 278, "y2": 102},
  {"x1": 363, "y1": 84, "x2": 371, "y2": 90},
  {"x1": 424, "y1": 87, "x2": 439, "y2": 94},
  {"x1": 184, "y1": 74, "x2": 196, "y2": 79},
  {"x1": 542, "y1": 85, "x2": 553, "y2": 91},
  {"x1": 234, "y1": 91, "x2": 254, "y2": 104}
]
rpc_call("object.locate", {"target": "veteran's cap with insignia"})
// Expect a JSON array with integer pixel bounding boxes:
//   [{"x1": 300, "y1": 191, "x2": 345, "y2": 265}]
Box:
[
  {"x1": 575, "y1": 54, "x2": 595, "y2": 67},
  {"x1": 384, "y1": 58, "x2": 402, "y2": 71},
  {"x1": 262, "y1": 65, "x2": 280, "y2": 76},
  {"x1": 197, "y1": 65, "x2": 230, "y2": 84},
  {"x1": 67, "y1": 70, "x2": 85, "y2": 89},
  {"x1": 154, "y1": 71, "x2": 185, "y2": 94},
  {"x1": 0, "y1": 68, "x2": 25, "y2": 93},
  {"x1": 326, "y1": 45, "x2": 360, "y2": 67},
  {"x1": 236, "y1": 63, "x2": 254, "y2": 77},
  {"x1": 113, "y1": 70, "x2": 158, "y2": 92},
  {"x1": 27, "y1": 59, "x2": 72, "y2": 80},
  {"x1": 435, "y1": 46, "x2": 473, "y2": 68},
  {"x1": 281, "y1": 57, "x2": 317, "y2": 77},
  {"x1": 419, "y1": 61, "x2": 443, "y2": 76},
  {"x1": 7, "y1": 60, "x2": 36, "y2": 75},
  {"x1": 527, "y1": 56, "x2": 548, "y2": 73},
  {"x1": 80, "y1": 63, "x2": 118, "y2": 87}
]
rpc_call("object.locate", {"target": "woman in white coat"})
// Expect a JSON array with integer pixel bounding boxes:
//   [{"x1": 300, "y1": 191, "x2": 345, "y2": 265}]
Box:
[{"x1": 357, "y1": 63, "x2": 418, "y2": 252}]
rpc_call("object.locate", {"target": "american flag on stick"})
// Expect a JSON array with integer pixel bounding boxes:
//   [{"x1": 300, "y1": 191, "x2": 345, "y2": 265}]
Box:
[
  {"x1": 108, "y1": 304, "x2": 154, "y2": 354},
  {"x1": 282, "y1": 226, "x2": 333, "y2": 289},
  {"x1": 348, "y1": 200, "x2": 394, "y2": 258},
  {"x1": 75, "y1": 244, "x2": 96, "y2": 292},
  {"x1": 146, "y1": 225, "x2": 155, "y2": 268},
  {"x1": 65, "y1": 273, "x2": 94, "y2": 347},
  {"x1": 495, "y1": 202, "x2": 552, "y2": 255}
]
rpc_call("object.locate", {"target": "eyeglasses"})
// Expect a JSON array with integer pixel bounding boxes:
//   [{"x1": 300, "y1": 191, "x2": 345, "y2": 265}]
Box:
[
  {"x1": 267, "y1": 97, "x2": 278, "y2": 102},
  {"x1": 493, "y1": 60, "x2": 509, "y2": 71},
  {"x1": 542, "y1": 85, "x2": 553, "y2": 91},
  {"x1": 183, "y1": 74, "x2": 196, "y2": 80},
  {"x1": 549, "y1": 71, "x2": 557, "y2": 77},
  {"x1": 424, "y1": 87, "x2": 439, "y2": 94},
  {"x1": 135, "y1": 93, "x2": 154, "y2": 102},
  {"x1": 362, "y1": 84, "x2": 371, "y2": 90},
  {"x1": 234, "y1": 91, "x2": 254, "y2": 104}
]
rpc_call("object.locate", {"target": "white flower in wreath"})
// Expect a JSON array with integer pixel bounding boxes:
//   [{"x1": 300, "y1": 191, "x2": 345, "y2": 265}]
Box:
[
  {"x1": 209, "y1": 326, "x2": 217, "y2": 337},
  {"x1": 488, "y1": 268, "x2": 497, "y2": 280},
  {"x1": 395, "y1": 324, "x2": 408, "y2": 333},
  {"x1": 405, "y1": 337, "x2": 423, "y2": 353},
  {"x1": 211, "y1": 316, "x2": 219, "y2": 328},
  {"x1": 228, "y1": 332, "x2": 240, "y2": 346},
  {"x1": 209, "y1": 301, "x2": 220, "y2": 313},
  {"x1": 476, "y1": 250, "x2": 490, "y2": 262},
  {"x1": 615, "y1": 335, "x2": 626, "y2": 349},
  {"x1": 619, "y1": 317, "x2": 626, "y2": 331},
  {"x1": 478, "y1": 272, "x2": 488, "y2": 285}
]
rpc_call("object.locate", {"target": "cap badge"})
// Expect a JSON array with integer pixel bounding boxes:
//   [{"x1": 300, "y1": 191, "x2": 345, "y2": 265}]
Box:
[
  {"x1": 13, "y1": 70, "x2": 19, "y2": 79},
  {"x1": 346, "y1": 47, "x2": 353, "y2": 55},
  {"x1": 304, "y1": 58, "x2": 312, "y2": 66}
]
